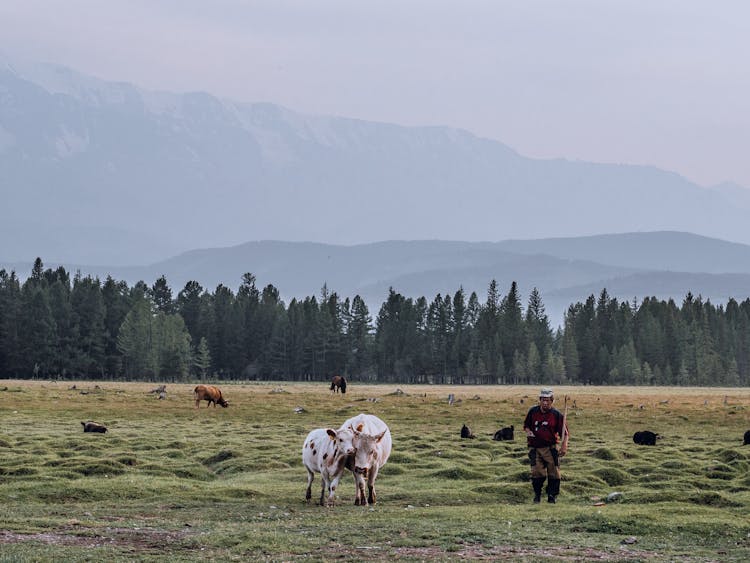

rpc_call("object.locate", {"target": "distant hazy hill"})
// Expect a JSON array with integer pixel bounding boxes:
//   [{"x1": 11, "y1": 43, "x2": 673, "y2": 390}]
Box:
[
  {"x1": 2, "y1": 57, "x2": 750, "y2": 265},
  {"x1": 5, "y1": 232, "x2": 750, "y2": 328},
  {"x1": 494, "y1": 231, "x2": 750, "y2": 274}
]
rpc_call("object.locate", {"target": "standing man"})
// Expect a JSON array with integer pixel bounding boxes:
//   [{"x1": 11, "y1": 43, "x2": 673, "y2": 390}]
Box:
[{"x1": 523, "y1": 387, "x2": 569, "y2": 503}]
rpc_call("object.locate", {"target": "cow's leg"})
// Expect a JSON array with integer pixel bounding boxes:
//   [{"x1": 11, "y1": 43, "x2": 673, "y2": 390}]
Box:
[
  {"x1": 351, "y1": 473, "x2": 360, "y2": 505},
  {"x1": 354, "y1": 474, "x2": 366, "y2": 505},
  {"x1": 319, "y1": 477, "x2": 327, "y2": 506},
  {"x1": 367, "y1": 466, "x2": 380, "y2": 505},
  {"x1": 305, "y1": 468, "x2": 314, "y2": 502},
  {"x1": 327, "y1": 473, "x2": 342, "y2": 506}
]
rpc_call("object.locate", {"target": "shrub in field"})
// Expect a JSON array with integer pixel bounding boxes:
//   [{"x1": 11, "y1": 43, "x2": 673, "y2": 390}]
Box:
[
  {"x1": 590, "y1": 447, "x2": 616, "y2": 460},
  {"x1": 688, "y1": 491, "x2": 742, "y2": 508},
  {"x1": 431, "y1": 467, "x2": 484, "y2": 480},
  {"x1": 593, "y1": 467, "x2": 629, "y2": 486}
]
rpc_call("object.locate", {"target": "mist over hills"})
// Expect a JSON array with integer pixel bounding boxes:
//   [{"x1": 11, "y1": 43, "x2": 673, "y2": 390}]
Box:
[
  {"x1": 2, "y1": 57, "x2": 750, "y2": 267},
  {"x1": 4, "y1": 232, "x2": 750, "y2": 328}
]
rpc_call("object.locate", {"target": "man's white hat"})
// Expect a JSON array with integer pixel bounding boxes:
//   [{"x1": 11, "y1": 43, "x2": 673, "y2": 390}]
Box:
[{"x1": 540, "y1": 387, "x2": 554, "y2": 398}]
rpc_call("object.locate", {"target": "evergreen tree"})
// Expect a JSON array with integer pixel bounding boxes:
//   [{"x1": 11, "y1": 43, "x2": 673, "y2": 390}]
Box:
[
  {"x1": 47, "y1": 268, "x2": 74, "y2": 377},
  {"x1": 526, "y1": 341, "x2": 542, "y2": 384},
  {"x1": 511, "y1": 349, "x2": 527, "y2": 384},
  {"x1": 117, "y1": 297, "x2": 156, "y2": 379},
  {"x1": 426, "y1": 293, "x2": 451, "y2": 382},
  {"x1": 194, "y1": 336, "x2": 212, "y2": 380},
  {"x1": 476, "y1": 280, "x2": 501, "y2": 380},
  {"x1": 451, "y1": 288, "x2": 468, "y2": 383},
  {"x1": 237, "y1": 273, "x2": 261, "y2": 371},
  {"x1": 155, "y1": 313, "x2": 192, "y2": 380},
  {"x1": 176, "y1": 280, "x2": 205, "y2": 343},
  {"x1": 151, "y1": 275, "x2": 175, "y2": 314},
  {"x1": 209, "y1": 284, "x2": 237, "y2": 377},
  {"x1": 19, "y1": 281, "x2": 56, "y2": 377},
  {"x1": 499, "y1": 281, "x2": 525, "y2": 376},
  {"x1": 526, "y1": 287, "x2": 552, "y2": 360},
  {"x1": 0, "y1": 270, "x2": 23, "y2": 377},
  {"x1": 102, "y1": 276, "x2": 132, "y2": 377},
  {"x1": 70, "y1": 274, "x2": 106, "y2": 377},
  {"x1": 347, "y1": 295, "x2": 372, "y2": 377},
  {"x1": 562, "y1": 311, "x2": 580, "y2": 382}
]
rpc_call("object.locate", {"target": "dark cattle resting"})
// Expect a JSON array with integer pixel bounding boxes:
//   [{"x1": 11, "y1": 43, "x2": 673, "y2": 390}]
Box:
[
  {"x1": 493, "y1": 425, "x2": 514, "y2": 441},
  {"x1": 81, "y1": 421, "x2": 107, "y2": 433},
  {"x1": 633, "y1": 430, "x2": 659, "y2": 446},
  {"x1": 194, "y1": 384, "x2": 229, "y2": 408},
  {"x1": 744, "y1": 430, "x2": 750, "y2": 445},
  {"x1": 460, "y1": 424, "x2": 475, "y2": 439},
  {"x1": 330, "y1": 375, "x2": 347, "y2": 394}
]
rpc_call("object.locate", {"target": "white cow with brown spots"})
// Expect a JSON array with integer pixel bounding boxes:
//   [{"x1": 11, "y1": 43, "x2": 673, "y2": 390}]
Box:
[
  {"x1": 301, "y1": 427, "x2": 355, "y2": 506},
  {"x1": 342, "y1": 413, "x2": 392, "y2": 505}
]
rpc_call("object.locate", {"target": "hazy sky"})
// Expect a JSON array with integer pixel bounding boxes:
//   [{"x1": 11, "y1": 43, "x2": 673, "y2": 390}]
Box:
[{"x1": 2, "y1": 1, "x2": 749, "y2": 187}]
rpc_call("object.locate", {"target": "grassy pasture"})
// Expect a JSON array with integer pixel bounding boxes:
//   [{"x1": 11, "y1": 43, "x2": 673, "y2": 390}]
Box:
[{"x1": 1, "y1": 381, "x2": 749, "y2": 562}]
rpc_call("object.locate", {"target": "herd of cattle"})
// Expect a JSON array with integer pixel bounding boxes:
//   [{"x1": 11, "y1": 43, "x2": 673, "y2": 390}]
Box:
[
  {"x1": 78, "y1": 381, "x2": 750, "y2": 506},
  {"x1": 461, "y1": 423, "x2": 515, "y2": 441}
]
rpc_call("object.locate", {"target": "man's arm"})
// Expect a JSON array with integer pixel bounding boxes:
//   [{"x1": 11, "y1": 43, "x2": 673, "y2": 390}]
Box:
[{"x1": 523, "y1": 409, "x2": 535, "y2": 437}]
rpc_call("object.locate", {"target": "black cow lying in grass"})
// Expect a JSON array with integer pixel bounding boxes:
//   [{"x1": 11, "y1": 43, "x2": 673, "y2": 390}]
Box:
[
  {"x1": 460, "y1": 424, "x2": 475, "y2": 439},
  {"x1": 633, "y1": 430, "x2": 659, "y2": 445},
  {"x1": 493, "y1": 425, "x2": 514, "y2": 441},
  {"x1": 81, "y1": 421, "x2": 107, "y2": 433},
  {"x1": 744, "y1": 430, "x2": 750, "y2": 445}
]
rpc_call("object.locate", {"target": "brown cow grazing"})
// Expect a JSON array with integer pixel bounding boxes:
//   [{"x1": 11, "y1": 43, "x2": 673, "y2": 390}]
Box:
[
  {"x1": 330, "y1": 375, "x2": 347, "y2": 394},
  {"x1": 194, "y1": 384, "x2": 229, "y2": 408},
  {"x1": 81, "y1": 421, "x2": 107, "y2": 433}
]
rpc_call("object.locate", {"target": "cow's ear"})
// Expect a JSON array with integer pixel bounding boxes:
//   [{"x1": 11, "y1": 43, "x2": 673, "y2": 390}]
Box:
[
  {"x1": 326, "y1": 428, "x2": 337, "y2": 439},
  {"x1": 356, "y1": 423, "x2": 364, "y2": 432}
]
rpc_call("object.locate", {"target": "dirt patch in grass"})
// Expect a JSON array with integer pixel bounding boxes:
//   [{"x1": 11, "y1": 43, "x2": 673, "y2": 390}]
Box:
[
  {"x1": 0, "y1": 526, "x2": 193, "y2": 552},
  {"x1": 312, "y1": 543, "x2": 665, "y2": 561}
]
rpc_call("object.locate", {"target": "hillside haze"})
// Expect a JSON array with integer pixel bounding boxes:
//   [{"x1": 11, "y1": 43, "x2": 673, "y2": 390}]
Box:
[
  {"x1": 3, "y1": 58, "x2": 750, "y2": 265},
  {"x1": 5, "y1": 232, "x2": 750, "y2": 329}
]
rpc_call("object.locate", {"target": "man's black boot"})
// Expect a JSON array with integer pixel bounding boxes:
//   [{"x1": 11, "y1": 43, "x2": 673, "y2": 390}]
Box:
[
  {"x1": 532, "y1": 478, "x2": 545, "y2": 503},
  {"x1": 547, "y1": 478, "x2": 560, "y2": 503}
]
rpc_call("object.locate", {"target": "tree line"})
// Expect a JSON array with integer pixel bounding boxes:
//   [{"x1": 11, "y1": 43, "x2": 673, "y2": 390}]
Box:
[{"x1": 1, "y1": 258, "x2": 749, "y2": 386}]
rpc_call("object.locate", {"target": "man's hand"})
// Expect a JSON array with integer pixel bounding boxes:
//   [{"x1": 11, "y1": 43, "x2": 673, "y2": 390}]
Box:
[
  {"x1": 525, "y1": 429, "x2": 535, "y2": 437},
  {"x1": 559, "y1": 448, "x2": 567, "y2": 457}
]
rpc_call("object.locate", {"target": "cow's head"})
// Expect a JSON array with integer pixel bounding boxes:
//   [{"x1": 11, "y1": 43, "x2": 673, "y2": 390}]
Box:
[
  {"x1": 326, "y1": 427, "x2": 355, "y2": 457},
  {"x1": 350, "y1": 423, "x2": 386, "y2": 476},
  {"x1": 218, "y1": 398, "x2": 229, "y2": 408}
]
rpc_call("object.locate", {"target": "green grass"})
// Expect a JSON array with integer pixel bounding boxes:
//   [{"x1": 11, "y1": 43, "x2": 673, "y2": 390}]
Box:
[{"x1": 0, "y1": 381, "x2": 749, "y2": 561}]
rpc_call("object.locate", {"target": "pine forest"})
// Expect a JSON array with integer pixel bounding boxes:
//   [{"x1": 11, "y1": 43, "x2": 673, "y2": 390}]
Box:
[{"x1": 1, "y1": 258, "x2": 749, "y2": 387}]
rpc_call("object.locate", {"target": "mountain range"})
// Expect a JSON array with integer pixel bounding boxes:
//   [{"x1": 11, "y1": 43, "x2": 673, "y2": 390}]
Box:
[
  {"x1": 3, "y1": 57, "x2": 750, "y2": 326},
  {"x1": 2, "y1": 56, "x2": 750, "y2": 267}
]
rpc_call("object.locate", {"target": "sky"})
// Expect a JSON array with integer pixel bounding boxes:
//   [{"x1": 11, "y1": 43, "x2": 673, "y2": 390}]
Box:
[{"x1": 2, "y1": 0, "x2": 749, "y2": 188}]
